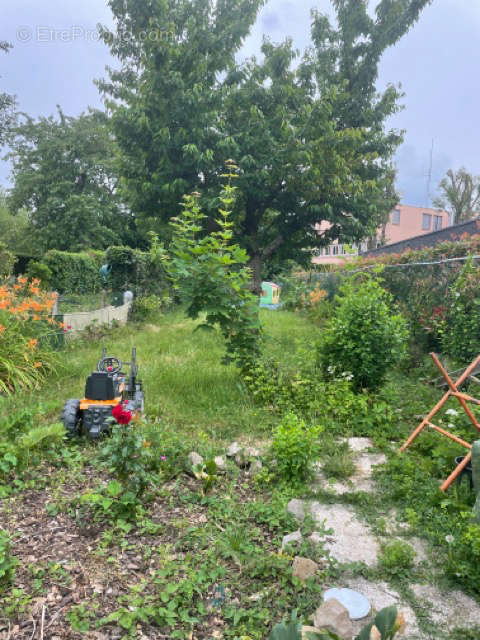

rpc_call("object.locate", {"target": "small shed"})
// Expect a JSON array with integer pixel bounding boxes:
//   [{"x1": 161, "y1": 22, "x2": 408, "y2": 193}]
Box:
[{"x1": 260, "y1": 281, "x2": 281, "y2": 307}]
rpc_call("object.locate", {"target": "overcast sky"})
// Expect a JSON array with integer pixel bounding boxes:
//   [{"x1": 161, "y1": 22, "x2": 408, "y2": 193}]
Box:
[{"x1": 1, "y1": 0, "x2": 479, "y2": 207}]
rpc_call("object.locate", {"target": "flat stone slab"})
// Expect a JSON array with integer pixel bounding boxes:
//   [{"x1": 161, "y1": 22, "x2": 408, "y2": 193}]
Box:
[
  {"x1": 344, "y1": 437, "x2": 373, "y2": 452},
  {"x1": 355, "y1": 452, "x2": 387, "y2": 477},
  {"x1": 314, "y1": 449, "x2": 386, "y2": 495},
  {"x1": 310, "y1": 503, "x2": 380, "y2": 566},
  {"x1": 344, "y1": 578, "x2": 421, "y2": 639},
  {"x1": 287, "y1": 498, "x2": 306, "y2": 521},
  {"x1": 412, "y1": 583, "x2": 480, "y2": 629},
  {"x1": 316, "y1": 473, "x2": 374, "y2": 495}
]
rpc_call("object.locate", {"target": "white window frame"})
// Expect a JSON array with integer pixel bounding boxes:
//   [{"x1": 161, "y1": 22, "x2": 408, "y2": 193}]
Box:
[{"x1": 422, "y1": 213, "x2": 431, "y2": 230}]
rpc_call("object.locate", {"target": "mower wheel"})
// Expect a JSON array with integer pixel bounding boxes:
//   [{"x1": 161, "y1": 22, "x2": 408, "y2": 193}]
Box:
[{"x1": 62, "y1": 399, "x2": 81, "y2": 438}]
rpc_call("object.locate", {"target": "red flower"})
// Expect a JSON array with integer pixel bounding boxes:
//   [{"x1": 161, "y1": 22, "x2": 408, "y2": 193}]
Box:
[{"x1": 112, "y1": 404, "x2": 133, "y2": 425}]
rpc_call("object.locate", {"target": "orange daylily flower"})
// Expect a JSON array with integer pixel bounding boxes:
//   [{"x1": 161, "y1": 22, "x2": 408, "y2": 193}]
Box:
[
  {"x1": 0, "y1": 325, "x2": 5, "y2": 333},
  {"x1": 28, "y1": 338, "x2": 38, "y2": 349},
  {"x1": 33, "y1": 362, "x2": 43, "y2": 368}
]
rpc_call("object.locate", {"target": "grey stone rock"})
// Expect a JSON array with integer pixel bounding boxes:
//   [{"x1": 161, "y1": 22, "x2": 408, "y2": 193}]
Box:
[
  {"x1": 281, "y1": 530, "x2": 303, "y2": 550},
  {"x1": 308, "y1": 531, "x2": 324, "y2": 545},
  {"x1": 292, "y1": 556, "x2": 318, "y2": 582},
  {"x1": 227, "y1": 442, "x2": 242, "y2": 457},
  {"x1": 235, "y1": 446, "x2": 260, "y2": 467},
  {"x1": 188, "y1": 451, "x2": 204, "y2": 467},
  {"x1": 214, "y1": 455, "x2": 227, "y2": 472},
  {"x1": 287, "y1": 498, "x2": 306, "y2": 521},
  {"x1": 313, "y1": 598, "x2": 353, "y2": 640},
  {"x1": 249, "y1": 459, "x2": 263, "y2": 474}
]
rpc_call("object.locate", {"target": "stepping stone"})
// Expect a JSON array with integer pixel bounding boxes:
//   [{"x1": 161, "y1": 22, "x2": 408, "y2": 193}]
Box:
[
  {"x1": 323, "y1": 587, "x2": 371, "y2": 620},
  {"x1": 310, "y1": 503, "x2": 380, "y2": 566},
  {"x1": 287, "y1": 498, "x2": 306, "y2": 521},
  {"x1": 412, "y1": 583, "x2": 480, "y2": 629},
  {"x1": 282, "y1": 530, "x2": 303, "y2": 550},
  {"x1": 355, "y1": 452, "x2": 387, "y2": 478},
  {"x1": 313, "y1": 450, "x2": 386, "y2": 496},
  {"x1": 344, "y1": 437, "x2": 373, "y2": 452},
  {"x1": 344, "y1": 577, "x2": 421, "y2": 639},
  {"x1": 315, "y1": 472, "x2": 374, "y2": 495}
]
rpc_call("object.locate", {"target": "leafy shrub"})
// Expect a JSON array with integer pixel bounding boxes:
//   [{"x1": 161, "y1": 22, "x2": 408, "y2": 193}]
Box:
[
  {"x1": 0, "y1": 407, "x2": 65, "y2": 485},
  {"x1": 0, "y1": 242, "x2": 15, "y2": 277},
  {"x1": 270, "y1": 413, "x2": 322, "y2": 482},
  {"x1": 25, "y1": 260, "x2": 52, "y2": 288},
  {"x1": 243, "y1": 358, "x2": 397, "y2": 441},
  {"x1": 0, "y1": 277, "x2": 60, "y2": 394},
  {"x1": 351, "y1": 232, "x2": 480, "y2": 355},
  {"x1": 441, "y1": 258, "x2": 480, "y2": 362},
  {"x1": 168, "y1": 166, "x2": 261, "y2": 367},
  {"x1": 106, "y1": 237, "x2": 170, "y2": 297},
  {"x1": 321, "y1": 442, "x2": 356, "y2": 479},
  {"x1": 0, "y1": 529, "x2": 18, "y2": 588},
  {"x1": 43, "y1": 249, "x2": 104, "y2": 294},
  {"x1": 378, "y1": 540, "x2": 416, "y2": 576},
  {"x1": 318, "y1": 274, "x2": 408, "y2": 391},
  {"x1": 131, "y1": 294, "x2": 172, "y2": 322},
  {"x1": 99, "y1": 423, "x2": 151, "y2": 498}
]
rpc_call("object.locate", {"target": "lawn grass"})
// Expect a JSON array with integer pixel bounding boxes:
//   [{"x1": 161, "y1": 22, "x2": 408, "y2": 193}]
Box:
[{"x1": 0, "y1": 308, "x2": 315, "y2": 444}]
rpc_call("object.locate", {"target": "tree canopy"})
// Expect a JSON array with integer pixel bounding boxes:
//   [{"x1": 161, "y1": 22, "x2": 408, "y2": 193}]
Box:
[
  {"x1": 7, "y1": 109, "x2": 130, "y2": 252},
  {"x1": 99, "y1": 0, "x2": 432, "y2": 287},
  {"x1": 0, "y1": 41, "x2": 17, "y2": 146},
  {"x1": 433, "y1": 168, "x2": 480, "y2": 224}
]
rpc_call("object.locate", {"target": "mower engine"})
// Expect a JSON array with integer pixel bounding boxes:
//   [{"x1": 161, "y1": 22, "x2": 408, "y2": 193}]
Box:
[{"x1": 62, "y1": 348, "x2": 144, "y2": 439}]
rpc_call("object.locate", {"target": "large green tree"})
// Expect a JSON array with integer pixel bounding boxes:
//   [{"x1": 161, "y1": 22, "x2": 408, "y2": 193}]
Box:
[
  {"x1": 433, "y1": 168, "x2": 480, "y2": 224},
  {"x1": 98, "y1": 0, "x2": 265, "y2": 235},
  {"x1": 7, "y1": 109, "x2": 129, "y2": 251},
  {"x1": 0, "y1": 41, "x2": 16, "y2": 145},
  {"x1": 100, "y1": 0, "x2": 431, "y2": 288}
]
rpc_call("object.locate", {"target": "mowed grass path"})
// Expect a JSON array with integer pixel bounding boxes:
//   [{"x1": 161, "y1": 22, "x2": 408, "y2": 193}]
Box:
[{"x1": 1, "y1": 309, "x2": 315, "y2": 443}]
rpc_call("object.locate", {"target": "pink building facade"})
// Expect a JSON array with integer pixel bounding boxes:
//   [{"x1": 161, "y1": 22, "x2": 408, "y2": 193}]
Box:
[{"x1": 313, "y1": 204, "x2": 450, "y2": 266}]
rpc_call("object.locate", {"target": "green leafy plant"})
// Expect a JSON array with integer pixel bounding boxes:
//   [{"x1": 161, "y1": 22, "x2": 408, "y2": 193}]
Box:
[
  {"x1": 0, "y1": 528, "x2": 18, "y2": 588},
  {"x1": 268, "y1": 610, "x2": 322, "y2": 640},
  {"x1": 321, "y1": 442, "x2": 356, "y2": 480},
  {"x1": 131, "y1": 293, "x2": 171, "y2": 321},
  {"x1": 318, "y1": 273, "x2": 408, "y2": 391},
  {"x1": 441, "y1": 258, "x2": 480, "y2": 362},
  {"x1": 77, "y1": 479, "x2": 142, "y2": 524},
  {"x1": 378, "y1": 540, "x2": 416, "y2": 577},
  {"x1": 270, "y1": 413, "x2": 323, "y2": 482},
  {"x1": 268, "y1": 607, "x2": 404, "y2": 640},
  {"x1": 99, "y1": 423, "x2": 151, "y2": 497},
  {"x1": 357, "y1": 606, "x2": 404, "y2": 640},
  {"x1": 168, "y1": 163, "x2": 261, "y2": 368}
]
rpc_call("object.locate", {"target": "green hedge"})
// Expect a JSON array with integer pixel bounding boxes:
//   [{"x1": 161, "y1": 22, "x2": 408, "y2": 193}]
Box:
[
  {"x1": 106, "y1": 245, "x2": 169, "y2": 295},
  {"x1": 0, "y1": 242, "x2": 15, "y2": 276},
  {"x1": 350, "y1": 233, "x2": 480, "y2": 356},
  {"x1": 42, "y1": 250, "x2": 105, "y2": 294},
  {"x1": 30, "y1": 244, "x2": 170, "y2": 296}
]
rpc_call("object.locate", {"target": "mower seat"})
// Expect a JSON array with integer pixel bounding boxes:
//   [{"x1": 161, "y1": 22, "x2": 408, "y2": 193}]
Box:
[{"x1": 85, "y1": 372, "x2": 115, "y2": 401}]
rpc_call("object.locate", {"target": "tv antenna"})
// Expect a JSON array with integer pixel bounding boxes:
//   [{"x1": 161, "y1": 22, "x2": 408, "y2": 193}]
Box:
[{"x1": 425, "y1": 138, "x2": 434, "y2": 208}]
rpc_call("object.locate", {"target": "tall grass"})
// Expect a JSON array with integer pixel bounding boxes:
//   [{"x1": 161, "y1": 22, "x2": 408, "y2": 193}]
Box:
[{"x1": 1, "y1": 309, "x2": 315, "y2": 443}]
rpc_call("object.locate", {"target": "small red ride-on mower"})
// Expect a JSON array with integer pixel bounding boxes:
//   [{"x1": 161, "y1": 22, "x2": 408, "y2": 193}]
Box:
[{"x1": 62, "y1": 348, "x2": 144, "y2": 439}]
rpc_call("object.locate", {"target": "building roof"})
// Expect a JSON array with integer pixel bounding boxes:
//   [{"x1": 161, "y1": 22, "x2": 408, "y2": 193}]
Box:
[{"x1": 361, "y1": 218, "x2": 480, "y2": 257}]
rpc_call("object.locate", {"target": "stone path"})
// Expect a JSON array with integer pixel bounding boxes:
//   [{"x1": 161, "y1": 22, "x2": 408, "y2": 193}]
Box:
[
  {"x1": 310, "y1": 502, "x2": 380, "y2": 566},
  {"x1": 314, "y1": 437, "x2": 387, "y2": 495},
  {"x1": 285, "y1": 436, "x2": 480, "y2": 639}
]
